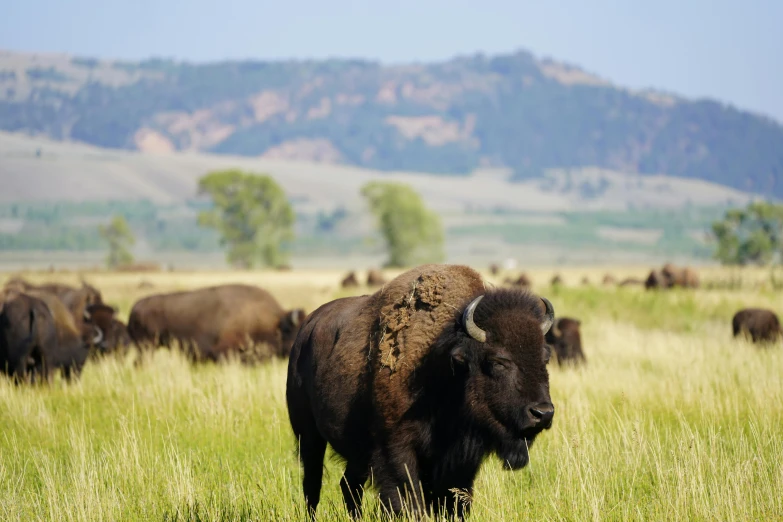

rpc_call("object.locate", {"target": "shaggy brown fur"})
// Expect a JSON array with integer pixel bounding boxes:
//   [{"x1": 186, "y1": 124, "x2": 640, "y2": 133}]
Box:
[
  {"x1": 340, "y1": 271, "x2": 359, "y2": 288},
  {"x1": 545, "y1": 317, "x2": 586, "y2": 366},
  {"x1": 127, "y1": 284, "x2": 306, "y2": 363},
  {"x1": 287, "y1": 264, "x2": 556, "y2": 520},
  {"x1": 732, "y1": 308, "x2": 783, "y2": 344}
]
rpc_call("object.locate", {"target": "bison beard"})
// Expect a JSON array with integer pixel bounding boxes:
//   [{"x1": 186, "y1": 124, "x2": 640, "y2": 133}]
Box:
[{"x1": 286, "y1": 264, "x2": 556, "y2": 520}]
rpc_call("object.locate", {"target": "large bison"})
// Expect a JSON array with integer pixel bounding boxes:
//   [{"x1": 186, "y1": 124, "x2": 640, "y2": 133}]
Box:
[
  {"x1": 732, "y1": 308, "x2": 782, "y2": 344},
  {"x1": 545, "y1": 317, "x2": 586, "y2": 366},
  {"x1": 127, "y1": 284, "x2": 306, "y2": 362},
  {"x1": 286, "y1": 264, "x2": 556, "y2": 519},
  {"x1": 0, "y1": 290, "x2": 89, "y2": 382}
]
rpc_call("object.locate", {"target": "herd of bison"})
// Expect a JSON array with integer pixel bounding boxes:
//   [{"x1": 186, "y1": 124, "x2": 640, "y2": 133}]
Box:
[{"x1": 1, "y1": 261, "x2": 780, "y2": 519}]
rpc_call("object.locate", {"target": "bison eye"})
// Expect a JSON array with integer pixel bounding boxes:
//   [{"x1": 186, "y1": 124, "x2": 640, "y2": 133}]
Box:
[{"x1": 489, "y1": 356, "x2": 512, "y2": 372}]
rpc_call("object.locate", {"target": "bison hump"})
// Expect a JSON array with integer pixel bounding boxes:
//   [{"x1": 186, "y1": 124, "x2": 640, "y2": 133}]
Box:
[{"x1": 372, "y1": 264, "x2": 484, "y2": 375}]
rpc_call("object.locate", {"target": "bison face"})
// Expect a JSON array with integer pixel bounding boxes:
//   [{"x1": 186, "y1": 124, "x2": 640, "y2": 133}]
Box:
[
  {"x1": 450, "y1": 291, "x2": 555, "y2": 470},
  {"x1": 83, "y1": 304, "x2": 127, "y2": 355}
]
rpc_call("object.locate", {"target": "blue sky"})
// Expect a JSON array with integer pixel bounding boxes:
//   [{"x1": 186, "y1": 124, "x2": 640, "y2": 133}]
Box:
[{"x1": 2, "y1": 0, "x2": 781, "y2": 122}]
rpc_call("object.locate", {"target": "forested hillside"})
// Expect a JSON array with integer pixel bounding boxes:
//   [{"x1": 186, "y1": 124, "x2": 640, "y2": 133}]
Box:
[{"x1": 1, "y1": 49, "x2": 782, "y2": 195}]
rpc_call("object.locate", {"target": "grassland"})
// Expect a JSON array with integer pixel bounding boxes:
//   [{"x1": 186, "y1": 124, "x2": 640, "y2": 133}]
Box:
[{"x1": 1, "y1": 266, "x2": 782, "y2": 521}]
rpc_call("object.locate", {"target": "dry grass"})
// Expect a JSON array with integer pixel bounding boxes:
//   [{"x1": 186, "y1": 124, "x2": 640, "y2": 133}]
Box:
[{"x1": 1, "y1": 266, "x2": 782, "y2": 521}]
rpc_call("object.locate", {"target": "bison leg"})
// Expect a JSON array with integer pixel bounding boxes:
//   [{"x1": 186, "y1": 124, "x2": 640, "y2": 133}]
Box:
[
  {"x1": 373, "y1": 446, "x2": 426, "y2": 518},
  {"x1": 340, "y1": 459, "x2": 370, "y2": 519},
  {"x1": 298, "y1": 433, "x2": 327, "y2": 519}
]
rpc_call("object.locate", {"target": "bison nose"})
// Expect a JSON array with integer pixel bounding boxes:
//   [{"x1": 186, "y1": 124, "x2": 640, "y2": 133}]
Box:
[{"x1": 528, "y1": 403, "x2": 555, "y2": 429}]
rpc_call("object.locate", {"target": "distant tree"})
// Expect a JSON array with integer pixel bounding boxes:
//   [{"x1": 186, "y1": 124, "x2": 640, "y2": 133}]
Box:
[
  {"x1": 99, "y1": 215, "x2": 135, "y2": 268},
  {"x1": 361, "y1": 181, "x2": 445, "y2": 267},
  {"x1": 197, "y1": 169, "x2": 295, "y2": 268},
  {"x1": 711, "y1": 201, "x2": 783, "y2": 265}
]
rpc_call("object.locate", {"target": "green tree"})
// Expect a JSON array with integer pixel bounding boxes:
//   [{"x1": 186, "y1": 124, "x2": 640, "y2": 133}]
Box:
[
  {"x1": 361, "y1": 181, "x2": 445, "y2": 267},
  {"x1": 99, "y1": 215, "x2": 135, "y2": 268},
  {"x1": 197, "y1": 169, "x2": 295, "y2": 268},
  {"x1": 711, "y1": 201, "x2": 783, "y2": 265}
]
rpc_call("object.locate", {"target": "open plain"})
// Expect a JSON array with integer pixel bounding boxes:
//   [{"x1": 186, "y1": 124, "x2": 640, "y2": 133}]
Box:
[{"x1": 1, "y1": 265, "x2": 782, "y2": 521}]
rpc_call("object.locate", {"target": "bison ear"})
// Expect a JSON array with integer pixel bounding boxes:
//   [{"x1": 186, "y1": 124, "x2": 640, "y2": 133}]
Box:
[{"x1": 450, "y1": 345, "x2": 470, "y2": 367}]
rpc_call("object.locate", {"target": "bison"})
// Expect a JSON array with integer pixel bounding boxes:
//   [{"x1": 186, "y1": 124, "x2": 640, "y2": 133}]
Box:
[
  {"x1": 551, "y1": 274, "x2": 563, "y2": 286},
  {"x1": 545, "y1": 317, "x2": 586, "y2": 366},
  {"x1": 286, "y1": 264, "x2": 556, "y2": 519},
  {"x1": 732, "y1": 308, "x2": 782, "y2": 344},
  {"x1": 83, "y1": 303, "x2": 131, "y2": 356},
  {"x1": 1, "y1": 290, "x2": 90, "y2": 382},
  {"x1": 341, "y1": 271, "x2": 360, "y2": 289},
  {"x1": 366, "y1": 268, "x2": 387, "y2": 287},
  {"x1": 645, "y1": 264, "x2": 700, "y2": 290},
  {"x1": 661, "y1": 263, "x2": 700, "y2": 289},
  {"x1": 127, "y1": 284, "x2": 306, "y2": 362},
  {"x1": 602, "y1": 274, "x2": 617, "y2": 286},
  {"x1": 504, "y1": 272, "x2": 532, "y2": 288}
]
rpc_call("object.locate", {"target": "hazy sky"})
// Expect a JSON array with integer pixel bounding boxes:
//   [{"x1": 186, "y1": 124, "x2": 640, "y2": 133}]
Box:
[{"x1": 3, "y1": 0, "x2": 781, "y2": 122}]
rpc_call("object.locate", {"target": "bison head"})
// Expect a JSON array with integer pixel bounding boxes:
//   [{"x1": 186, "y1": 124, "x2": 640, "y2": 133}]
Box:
[
  {"x1": 446, "y1": 289, "x2": 555, "y2": 470},
  {"x1": 83, "y1": 304, "x2": 129, "y2": 355},
  {"x1": 279, "y1": 309, "x2": 307, "y2": 357}
]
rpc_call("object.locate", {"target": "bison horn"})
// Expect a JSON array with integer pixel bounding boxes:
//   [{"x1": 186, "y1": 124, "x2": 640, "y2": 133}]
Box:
[
  {"x1": 92, "y1": 326, "x2": 104, "y2": 346},
  {"x1": 540, "y1": 297, "x2": 555, "y2": 334},
  {"x1": 462, "y1": 295, "x2": 487, "y2": 343},
  {"x1": 290, "y1": 310, "x2": 300, "y2": 327},
  {"x1": 83, "y1": 308, "x2": 92, "y2": 321}
]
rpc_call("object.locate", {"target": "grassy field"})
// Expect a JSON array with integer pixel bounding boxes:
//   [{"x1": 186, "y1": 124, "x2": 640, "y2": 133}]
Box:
[{"x1": 1, "y1": 265, "x2": 782, "y2": 521}]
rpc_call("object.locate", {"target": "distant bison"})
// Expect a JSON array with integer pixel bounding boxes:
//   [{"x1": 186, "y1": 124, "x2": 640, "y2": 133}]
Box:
[
  {"x1": 545, "y1": 317, "x2": 586, "y2": 366},
  {"x1": 620, "y1": 277, "x2": 644, "y2": 287},
  {"x1": 128, "y1": 284, "x2": 306, "y2": 362},
  {"x1": 505, "y1": 273, "x2": 532, "y2": 288},
  {"x1": 287, "y1": 264, "x2": 556, "y2": 519},
  {"x1": 340, "y1": 271, "x2": 359, "y2": 289},
  {"x1": 662, "y1": 263, "x2": 700, "y2": 289},
  {"x1": 551, "y1": 274, "x2": 563, "y2": 286},
  {"x1": 645, "y1": 264, "x2": 700, "y2": 290},
  {"x1": 489, "y1": 263, "x2": 500, "y2": 276},
  {"x1": 732, "y1": 308, "x2": 782, "y2": 344},
  {"x1": 366, "y1": 269, "x2": 387, "y2": 286}
]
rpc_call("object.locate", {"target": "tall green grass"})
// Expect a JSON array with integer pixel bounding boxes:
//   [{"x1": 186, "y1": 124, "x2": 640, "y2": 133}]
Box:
[{"x1": 1, "y1": 287, "x2": 782, "y2": 521}]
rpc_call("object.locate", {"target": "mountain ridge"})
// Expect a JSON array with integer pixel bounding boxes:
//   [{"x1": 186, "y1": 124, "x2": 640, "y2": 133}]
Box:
[{"x1": 2, "y1": 48, "x2": 782, "y2": 196}]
